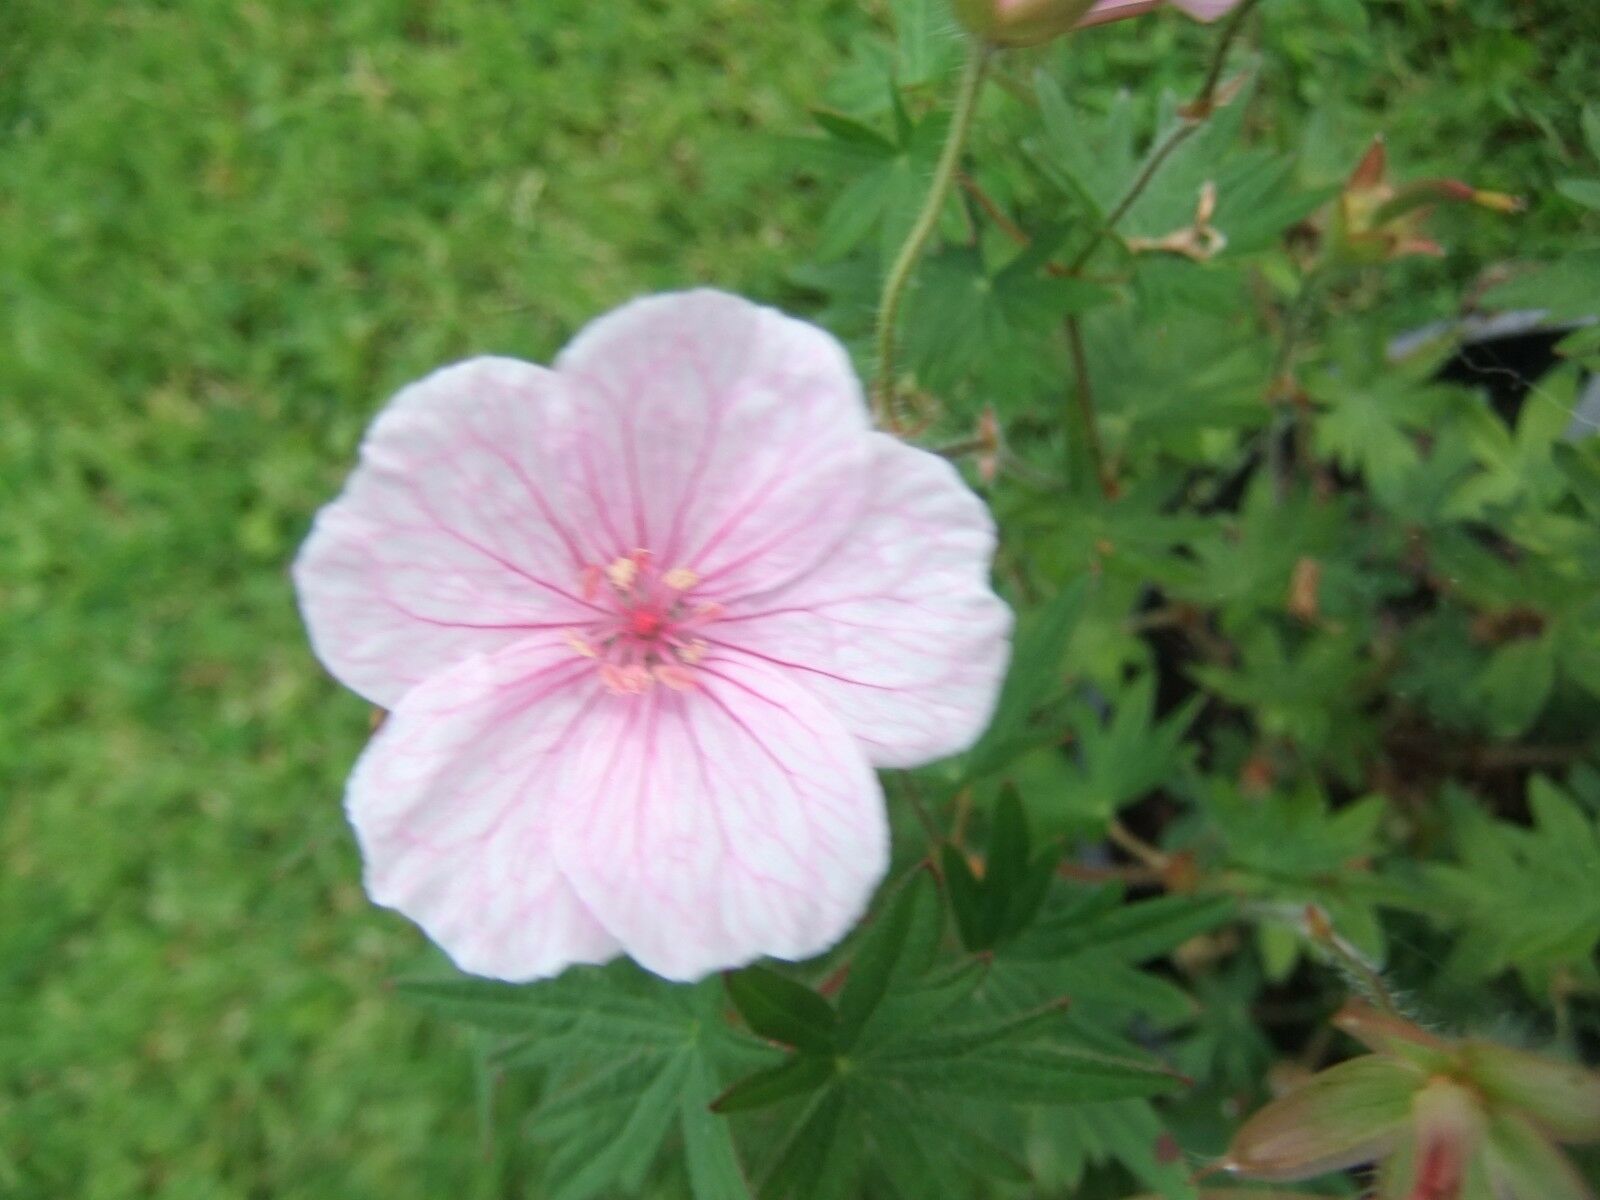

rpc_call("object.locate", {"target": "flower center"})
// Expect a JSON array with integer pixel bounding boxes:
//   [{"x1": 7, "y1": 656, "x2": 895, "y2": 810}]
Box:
[{"x1": 566, "y1": 550, "x2": 719, "y2": 695}]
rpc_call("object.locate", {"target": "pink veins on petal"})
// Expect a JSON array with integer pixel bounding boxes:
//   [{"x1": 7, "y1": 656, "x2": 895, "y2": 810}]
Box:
[{"x1": 292, "y1": 289, "x2": 1013, "y2": 983}]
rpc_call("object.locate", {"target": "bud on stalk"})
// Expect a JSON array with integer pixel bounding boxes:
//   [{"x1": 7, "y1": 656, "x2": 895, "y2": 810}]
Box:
[{"x1": 951, "y1": 0, "x2": 1099, "y2": 46}]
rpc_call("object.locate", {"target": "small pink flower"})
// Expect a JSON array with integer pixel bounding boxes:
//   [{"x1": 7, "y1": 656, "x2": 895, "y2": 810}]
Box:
[
  {"x1": 1075, "y1": 0, "x2": 1243, "y2": 28},
  {"x1": 294, "y1": 290, "x2": 1012, "y2": 982}
]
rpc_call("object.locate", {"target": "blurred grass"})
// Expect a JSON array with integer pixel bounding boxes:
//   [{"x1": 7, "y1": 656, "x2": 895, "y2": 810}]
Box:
[
  {"x1": 1, "y1": 0, "x2": 1594, "y2": 1196},
  {"x1": 0, "y1": 2, "x2": 859, "y2": 1196}
]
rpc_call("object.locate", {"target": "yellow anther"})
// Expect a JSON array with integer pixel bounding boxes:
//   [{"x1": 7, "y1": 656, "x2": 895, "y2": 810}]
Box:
[
  {"x1": 600, "y1": 663, "x2": 653, "y2": 695},
  {"x1": 677, "y1": 639, "x2": 707, "y2": 665},
  {"x1": 663, "y1": 567, "x2": 698, "y2": 591},
  {"x1": 606, "y1": 556, "x2": 638, "y2": 590},
  {"x1": 564, "y1": 630, "x2": 597, "y2": 658},
  {"x1": 654, "y1": 663, "x2": 697, "y2": 691}
]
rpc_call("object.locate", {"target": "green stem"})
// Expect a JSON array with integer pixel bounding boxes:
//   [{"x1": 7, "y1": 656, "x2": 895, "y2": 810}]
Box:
[
  {"x1": 1065, "y1": 0, "x2": 1259, "y2": 276},
  {"x1": 1066, "y1": 315, "x2": 1116, "y2": 497},
  {"x1": 872, "y1": 41, "x2": 991, "y2": 428}
]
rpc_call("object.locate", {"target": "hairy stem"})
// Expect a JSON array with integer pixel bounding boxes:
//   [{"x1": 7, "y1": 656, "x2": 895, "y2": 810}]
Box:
[
  {"x1": 1058, "y1": 0, "x2": 1259, "y2": 490},
  {"x1": 1066, "y1": 0, "x2": 1259, "y2": 276},
  {"x1": 872, "y1": 41, "x2": 991, "y2": 428}
]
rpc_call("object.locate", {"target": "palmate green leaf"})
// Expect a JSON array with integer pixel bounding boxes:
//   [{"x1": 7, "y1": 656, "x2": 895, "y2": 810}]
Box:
[
  {"x1": 945, "y1": 786, "x2": 1061, "y2": 952},
  {"x1": 404, "y1": 965, "x2": 765, "y2": 1200},
  {"x1": 889, "y1": 0, "x2": 960, "y2": 89},
  {"x1": 837, "y1": 866, "x2": 944, "y2": 1046},
  {"x1": 1199, "y1": 780, "x2": 1390, "y2": 972},
  {"x1": 1427, "y1": 778, "x2": 1600, "y2": 993},
  {"x1": 725, "y1": 967, "x2": 837, "y2": 1053},
  {"x1": 1031, "y1": 73, "x2": 1137, "y2": 218},
  {"x1": 900, "y1": 246, "x2": 1108, "y2": 406},
  {"x1": 1165, "y1": 475, "x2": 1369, "y2": 617},
  {"x1": 1189, "y1": 625, "x2": 1375, "y2": 768},
  {"x1": 808, "y1": 106, "x2": 949, "y2": 263},
  {"x1": 1557, "y1": 178, "x2": 1600, "y2": 209},
  {"x1": 761, "y1": 1091, "x2": 857, "y2": 1200},
  {"x1": 1024, "y1": 891, "x2": 1238, "y2": 965},
  {"x1": 1554, "y1": 439, "x2": 1600, "y2": 518},
  {"x1": 1035, "y1": 1099, "x2": 1198, "y2": 1200},
  {"x1": 713, "y1": 1053, "x2": 837, "y2": 1115},
  {"x1": 883, "y1": 1043, "x2": 1183, "y2": 1105},
  {"x1": 683, "y1": 1058, "x2": 757, "y2": 1200},
  {"x1": 1060, "y1": 675, "x2": 1202, "y2": 823},
  {"x1": 1076, "y1": 303, "x2": 1267, "y2": 459},
  {"x1": 1480, "y1": 248, "x2": 1600, "y2": 326},
  {"x1": 1471, "y1": 631, "x2": 1556, "y2": 738},
  {"x1": 962, "y1": 576, "x2": 1093, "y2": 781},
  {"x1": 1443, "y1": 369, "x2": 1577, "y2": 521},
  {"x1": 1311, "y1": 368, "x2": 1454, "y2": 504},
  {"x1": 397, "y1": 971, "x2": 686, "y2": 1042},
  {"x1": 717, "y1": 871, "x2": 1192, "y2": 1200},
  {"x1": 997, "y1": 888, "x2": 1237, "y2": 1030},
  {"x1": 742, "y1": 1006, "x2": 1179, "y2": 1198}
]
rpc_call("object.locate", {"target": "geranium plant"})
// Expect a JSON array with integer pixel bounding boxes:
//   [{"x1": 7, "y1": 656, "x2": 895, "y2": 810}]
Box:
[{"x1": 293, "y1": 1, "x2": 1600, "y2": 1197}]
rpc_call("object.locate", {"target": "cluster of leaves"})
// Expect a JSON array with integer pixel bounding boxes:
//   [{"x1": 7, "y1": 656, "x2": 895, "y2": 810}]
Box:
[
  {"x1": 406, "y1": 809, "x2": 1233, "y2": 1200},
  {"x1": 403, "y1": 1, "x2": 1600, "y2": 1197}
]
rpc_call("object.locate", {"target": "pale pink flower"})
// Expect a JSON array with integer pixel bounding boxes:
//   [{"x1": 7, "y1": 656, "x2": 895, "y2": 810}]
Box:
[{"x1": 293, "y1": 290, "x2": 1012, "y2": 983}]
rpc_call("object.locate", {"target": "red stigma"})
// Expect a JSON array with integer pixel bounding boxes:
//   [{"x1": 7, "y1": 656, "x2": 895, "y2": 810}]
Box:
[{"x1": 629, "y1": 608, "x2": 664, "y2": 638}]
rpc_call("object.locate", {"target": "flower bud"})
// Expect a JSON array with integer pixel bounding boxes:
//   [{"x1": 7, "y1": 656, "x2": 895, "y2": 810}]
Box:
[
  {"x1": 951, "y1": 0, "x2": 1100, "y2": 46},
  {"x1": 1482, "y1": 1111, "x2": 1595, "y2": 1200},
  {"x1": 1460, "y1": 1040, "x2": 1600, "y2": 1144},
  {"x1": 1406, "y1": 1076, "x2": 1485, "y2": 1200},
  {"x1": 1223, "y1": 1056, "x2": 1422, "y2": 1181},
  {"x1": 1329, "y1": 136, "x2": 1523, "y2": 264},
  {"x1": 1331, "y1": 1000, "x2": 1453, "y2": 1072},
  {"x1": 1077, "y1": 0, "x2": 1244, "y2": 27},
  {"x1": 951, "y1": 0, "x2": 1240, "y2": 46}
]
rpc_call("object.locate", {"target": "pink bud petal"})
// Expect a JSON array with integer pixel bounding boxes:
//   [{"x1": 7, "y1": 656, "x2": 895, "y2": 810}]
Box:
[
  {"x1": 1405, "y1": 1077, "x2": 1485, "y2": 1200},
  {"x1": 1075, "y1": 0, "x2": 1163, "y2": 27},
  {"x1": 1076, "y1": 0, "x2": 1242, "y2": 26},
  {"x1": 1170, "y1": 0, "x2": 1246, "y2": 20}
]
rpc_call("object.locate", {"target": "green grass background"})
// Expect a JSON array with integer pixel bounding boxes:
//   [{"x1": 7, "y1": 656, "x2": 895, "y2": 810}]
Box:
[
  {"x1": 1, "y1": 2, "x2": 860, "y2": 1195},
  {"x1": 2, "y1": 0, "x2": 1594, "y2": 1196}
]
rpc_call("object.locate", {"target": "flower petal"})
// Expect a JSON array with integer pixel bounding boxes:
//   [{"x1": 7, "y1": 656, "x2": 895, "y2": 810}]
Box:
[
  {"x1": 550, "y1": 290, "x2": 872, "y2": 598},
  {"x1": 553, "y1": 652, "x2": 888, "y2": 982},
  {"x1": 346, "y1": 635, "x2": 620, "y2": 981},
  {"x1": 294, "y1": 357, "x2": 597, "y2": 707},
  {"x1": 710, "y1": 435, "x2": 1012, "y2": 768},
  {"x1": 1075, "y1": 0, "x2": 1239, "y2": 26},
  {"x1": 1171, "y1": 0, "x2": 1243, "y2": 19},
  {"x1": 1482, "y1": 1112, "x2": 1596, "y2": 1200},
  {"x1": 1075, "y1": 0, "x2": 1162, "y2": 26},
  {"x1": 1460, "y1": 1039, "x2": 1600, "y2": 1143}
]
